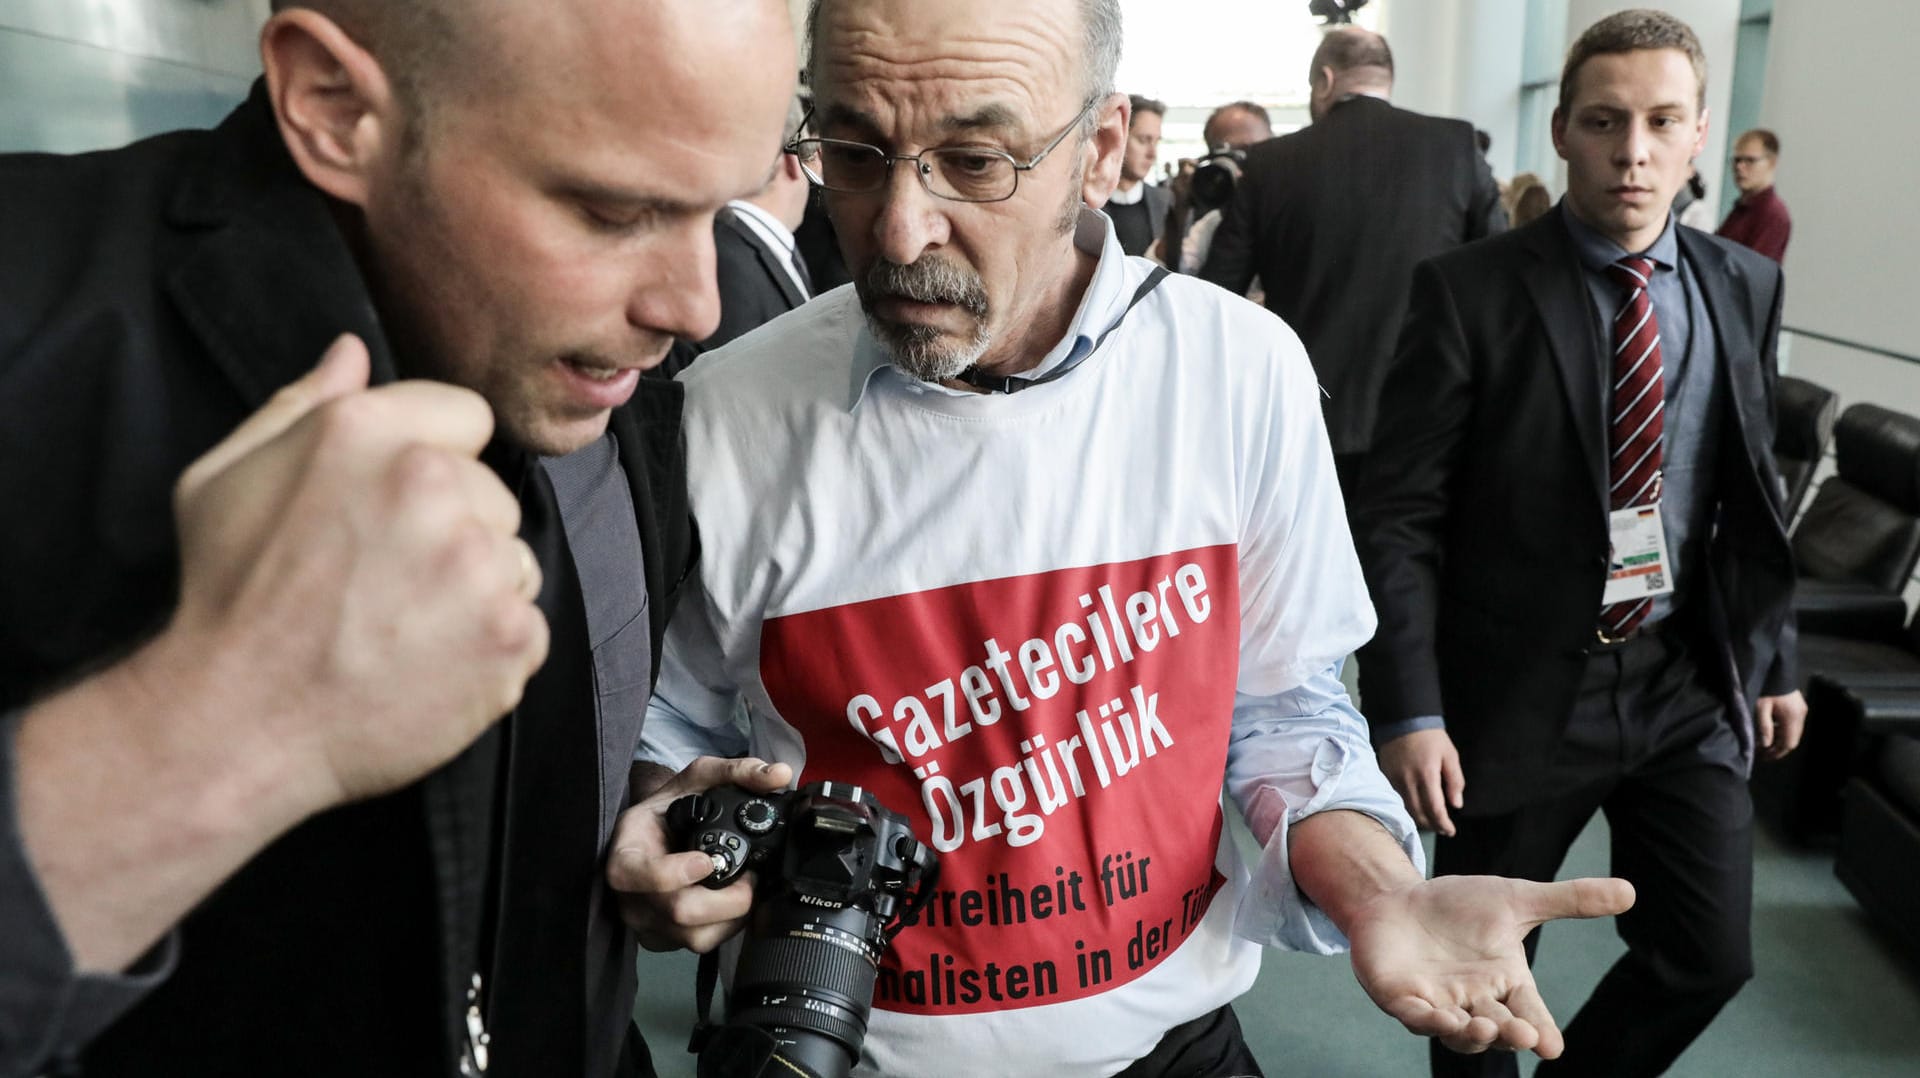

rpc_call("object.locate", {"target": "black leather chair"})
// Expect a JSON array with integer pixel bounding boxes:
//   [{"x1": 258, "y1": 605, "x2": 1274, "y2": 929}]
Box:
[
  {"x1": 1788, "y1": 403, "x2": 1920, "y2": 641},
  {"x1": 1774, "y1": 374, "x2": 1837, "y2": 520},
  {"x1": 1754, "y1": 609, "x2": 1920, "y2": 844},
  {"x1": 1819, "y1": 675, "x2": 1920, "y2": 969}
]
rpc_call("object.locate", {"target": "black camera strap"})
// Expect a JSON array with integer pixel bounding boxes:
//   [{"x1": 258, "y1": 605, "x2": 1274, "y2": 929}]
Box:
[
  {"x1": 953, "y1": 265, "x2": 1169, "y2": 394},
  {"x1": 687, "y1": 945, "x2": 829, "y2": 1076},
  {"x1": 688, "y1": 949, "x2": 725, "y2": 1055},
  {"x1": 882, "y1": 842, "x2": 942, "y2": 947}
]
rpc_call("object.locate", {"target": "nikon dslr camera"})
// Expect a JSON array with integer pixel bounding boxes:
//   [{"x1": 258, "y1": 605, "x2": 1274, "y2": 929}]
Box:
[{"x1": 667, "y1": 780, "x2": 939, "y2": 1078}]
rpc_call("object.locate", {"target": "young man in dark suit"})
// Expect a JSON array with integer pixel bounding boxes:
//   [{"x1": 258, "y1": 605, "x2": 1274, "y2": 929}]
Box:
[
  {"x1": 1107, "y1": 94, "x2": 1170, "y2": 257},
  {"x1": 0, "y1": 1, "x2": 796, "y2": 1074},
  {"x1": 1201, "y1": 26, "x2": 1505, "y2": 495},
  {"x1": 1354, "y1": 10, "x2": 1806, "y2": 1078}
]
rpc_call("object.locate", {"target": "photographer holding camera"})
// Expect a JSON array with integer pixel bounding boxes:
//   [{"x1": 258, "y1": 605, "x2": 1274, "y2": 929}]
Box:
[
  {"x1": 1163, "y1": 101, "x2": 1272, "y2": 273},
  {"x1": 609, "y1": 2, "x2": 1632, "y2": 1076}
]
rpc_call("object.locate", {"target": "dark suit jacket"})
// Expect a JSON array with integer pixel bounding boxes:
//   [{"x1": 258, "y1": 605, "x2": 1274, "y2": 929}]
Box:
[
  {"x1": 1106, "y1": 181, "x2": 1170, "y2": 257},
  {"x1": 794, "y1": 187, "x2": 853, "y2": 295},
  {"x1": 1141, "y1": 180, "x2": 1172, "y2": 242},
  {"x1": 1352, "y1": 207, "x2": 1797, "y2": 814},
  {"x1": 662, "y1": 206, "x2": 806, "y2": 376},
  {"x1": 1201, "y1": 96, "x2": 1505, "y2": 455},
  {"x1": 0, "y1": 87, "x2": 694, "y2": 1076}
]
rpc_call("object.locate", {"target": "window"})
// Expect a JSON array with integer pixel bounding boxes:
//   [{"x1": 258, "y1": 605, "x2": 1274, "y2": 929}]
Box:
[
  {"x1": 1722, "y1": 5, "x2": 1774, "y2": 218},
  {"x1": 1516, "y1": 0, "x2": 1568, "y2": 178}
]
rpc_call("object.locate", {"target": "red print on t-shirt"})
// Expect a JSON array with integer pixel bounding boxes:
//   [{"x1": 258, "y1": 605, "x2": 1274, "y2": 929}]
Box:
[{"x1": 758, "y1": 544, "x2": 1239, "y2": 1015}]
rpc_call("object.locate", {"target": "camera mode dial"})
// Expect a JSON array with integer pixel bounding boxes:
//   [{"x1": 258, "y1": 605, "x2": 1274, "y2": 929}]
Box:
[{"x1": 737, "y1": 799, "x2": 778, "y2": 834}]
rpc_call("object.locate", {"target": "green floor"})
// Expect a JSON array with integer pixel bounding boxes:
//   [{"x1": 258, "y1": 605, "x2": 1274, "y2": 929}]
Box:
[
  {"x1": 1225, "y1": 817, "x2": 1920, "y2": 1077},
  {"x1": 632, "y1": 808, "x2": 1920, "y2": 1076}
]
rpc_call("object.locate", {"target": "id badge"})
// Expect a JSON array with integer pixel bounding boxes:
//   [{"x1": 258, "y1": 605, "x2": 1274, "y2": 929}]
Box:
[{"x1": 1602, "y1": 503, "x2": 1675, "y2": 605}]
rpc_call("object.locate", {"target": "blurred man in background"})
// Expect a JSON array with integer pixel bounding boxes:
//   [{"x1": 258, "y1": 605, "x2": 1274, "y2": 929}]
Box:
[
  {"x1": 1202, "y1": 26, "x2": 1504, "y2": 496},
  {"x1": 1108, "y1": 94, "x2": 1168, "y2": 256},
  {"x1": 1718, "y1": 127, "x2": 1791, "y2": 261},
  {"x1": 1165, "y1": 99, "x2": 1272, "y2": 271}
]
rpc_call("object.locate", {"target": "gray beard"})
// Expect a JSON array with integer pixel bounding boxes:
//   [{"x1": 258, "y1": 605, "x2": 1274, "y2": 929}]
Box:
[
  {"x1": 855, "y1": 253, "x2": 994, "y2": 383},
  {"x1": 864, "y1": 311, "x2": 994, "y2": 383}
]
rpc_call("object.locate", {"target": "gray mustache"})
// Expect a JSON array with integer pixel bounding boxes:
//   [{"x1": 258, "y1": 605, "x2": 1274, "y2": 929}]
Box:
[{"x1": 862, "y1": 257, "x2": 989, "y2": 316}]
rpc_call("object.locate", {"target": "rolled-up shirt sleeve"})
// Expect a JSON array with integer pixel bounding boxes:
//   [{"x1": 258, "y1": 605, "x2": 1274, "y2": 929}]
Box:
[
  {"x1": 1, "y1": 709, "x2": 177, "y2": 1077},
  {"x1": 1223, "y1": 311, "x2": 1421, "y2": 954},
  {"x1": 1224, "y1": 663, "x2": 1423, "y2": 956}
]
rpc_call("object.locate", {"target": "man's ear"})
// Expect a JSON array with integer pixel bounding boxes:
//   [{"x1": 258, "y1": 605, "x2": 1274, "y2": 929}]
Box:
[
  {"x1": 260, "y1": 9, "x2": 400, "y2": 207},
  {"x1": 1080, "y1": 92, "x2": 1130, "y2": 210},
  {"x1": 1549, "y1": 106, "x2": 1569, "y2": 161}
]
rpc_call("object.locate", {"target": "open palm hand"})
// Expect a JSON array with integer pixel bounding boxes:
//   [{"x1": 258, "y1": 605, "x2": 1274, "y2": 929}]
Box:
[{"x1": 1347, "y1": 875, "x2": 1636, "y2": 1058}]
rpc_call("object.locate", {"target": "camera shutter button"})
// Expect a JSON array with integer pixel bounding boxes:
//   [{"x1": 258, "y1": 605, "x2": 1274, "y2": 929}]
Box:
[{"x1": 737, "y1": 800, "x2": 778, "y2": 834}]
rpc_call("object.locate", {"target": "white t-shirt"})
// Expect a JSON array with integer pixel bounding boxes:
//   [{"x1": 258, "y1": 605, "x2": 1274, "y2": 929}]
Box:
[{"x1": 645, "y1": 211, "x2": 1417, "y2": 1077}]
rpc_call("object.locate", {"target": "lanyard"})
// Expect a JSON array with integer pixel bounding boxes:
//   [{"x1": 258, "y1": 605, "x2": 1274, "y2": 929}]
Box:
[{"x1": 953, "y1": 266, "x2": 1171, "y2": 394}]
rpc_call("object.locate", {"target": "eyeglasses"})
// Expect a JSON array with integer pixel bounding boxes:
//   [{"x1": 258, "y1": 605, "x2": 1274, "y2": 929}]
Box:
[
  {"x1": 1731, "y1": 155, "x2": 1771, "y2": 166},
  {"x1": 786, "y1": 103, "x2": 1093, "y2": 204}
]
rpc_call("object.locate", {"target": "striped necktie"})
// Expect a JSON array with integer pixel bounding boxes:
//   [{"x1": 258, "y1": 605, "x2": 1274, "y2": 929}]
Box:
[{"x1": 1599, "y1": 255, "x2": 1664, "y2": 639}]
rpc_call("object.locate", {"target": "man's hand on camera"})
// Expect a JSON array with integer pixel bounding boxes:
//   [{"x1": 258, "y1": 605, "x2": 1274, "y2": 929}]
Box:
[{"x1": 607, "y1": 755, "x2": 793, "y2": 952}]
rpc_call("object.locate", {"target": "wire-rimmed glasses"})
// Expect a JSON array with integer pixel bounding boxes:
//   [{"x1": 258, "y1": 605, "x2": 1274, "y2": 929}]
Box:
[{"x1": 785, "y1": 103, "x2": 1094, "y2": 204}]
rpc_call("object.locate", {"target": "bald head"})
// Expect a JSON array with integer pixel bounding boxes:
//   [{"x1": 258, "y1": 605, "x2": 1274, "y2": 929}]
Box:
[
  {"x1": 1311, "y1": 26, "x2": 1394, "y2": 85},
  {"x1": 1308, "y1": 27, "x2": 1393, "y2": 121},
  {"x1": 271, "y1": 1, "x2": 795, "y2": 154},
  {"x1": 1203, "y1": 102, "x2": 1271, "y2": 152},
  {"x1": 806, "y1": 0, "x2": 1121, "y2": 106},
  {"x1": 263, "y1": 0, "x2": 796, "y2": 453},
  {"x1": 269, "y1": 1, "x2": 477, "y2": 116}
]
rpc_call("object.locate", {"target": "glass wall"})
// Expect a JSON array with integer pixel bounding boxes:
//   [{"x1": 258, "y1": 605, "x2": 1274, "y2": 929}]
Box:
[
  {"x1": 1515, "y1": 0, "x2": 1568, "y2": 179},
  {"x1": 0, "y1": 0, "x2": 267, "y2": 153},
  {"x1": 1722, "y1": 2, "x2": 1774, "y2": 217}
]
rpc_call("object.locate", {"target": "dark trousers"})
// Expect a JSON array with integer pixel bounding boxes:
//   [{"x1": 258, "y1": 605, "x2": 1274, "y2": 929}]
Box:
[
  {"x1": 1115, "y1": 1005, "x2": 1264, "y2": 1078},
  {"x1": 1431, "y1": 627, "x2": 1754, "y2": 1078}
]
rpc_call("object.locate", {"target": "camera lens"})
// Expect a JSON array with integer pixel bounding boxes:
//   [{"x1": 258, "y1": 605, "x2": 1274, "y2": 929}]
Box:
[
  {"x1": 1190, "y1": 161, "x2": 1237, "y2": 214},
  {"x1": 672, "y1": 782, "x2": 938, "y2": 1078},
  {"x1": 726, "y1": 905, "x2": 883, "y2": 1078}
]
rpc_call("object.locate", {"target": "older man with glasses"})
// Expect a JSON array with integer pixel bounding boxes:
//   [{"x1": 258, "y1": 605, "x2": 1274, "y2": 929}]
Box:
[{"x1": 608, "y1": 2, "x2": 1634, "y2": 1075}]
